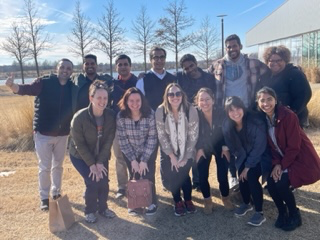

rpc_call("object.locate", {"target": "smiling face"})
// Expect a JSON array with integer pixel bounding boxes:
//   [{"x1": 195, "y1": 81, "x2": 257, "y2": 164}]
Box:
[
  {"x1": 150, "y1": 50, "x2": 166, "y2": 73},
  {"x1": 267, "y1": 54, "x2": 286, "y2": 75},
  {"x1": 167, "y1": 86, "x2": 182, "y2": 109},
  {"x1": 116, "y1": 58, "x2": 131, "y2": 78},
  {"x1": 57, "y1": 60, "x2": 73, "y2": 81},
  {"x1": 127, "y1": 93, "x2": 142, "y2": 114},
  {"x1": 197, "y1": 91, "x2": 214, "y2": 113},
  {"x1": 83, "y1": 57, "x2": 97, "y2": 76},
  {"x1": 257, "y1": 92, "x2": 277, "y2": 118},
  {"x1": 228, "y1": 106, "x2": 244, "y2": 125},
  {"x1": 182, "y1": 60, "x2": 199, "y2": 79},
  {"x1": 90, "y1": 88, "x2": 108, "y2": 112},
  {"x1": 225, "y1": 39, "x2": 242, "y2": 61}
]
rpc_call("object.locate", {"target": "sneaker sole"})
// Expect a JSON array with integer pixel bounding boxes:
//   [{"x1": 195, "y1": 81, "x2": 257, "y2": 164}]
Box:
[
  {"x1": 186, "y1": 209, "x2": 197, "y2": 214},
  {"x1": 174, "y1": 212, "x2": 186, "y2": 217},
  {"x1": 247, "y1": 217, "x2": 266, "y2": 226},
  {"x1": 234, "y1": 206, "x2": 253, "y2": 217},
  {"x1": 146, "y1": 211, "x2": 157, "y2": 216}
]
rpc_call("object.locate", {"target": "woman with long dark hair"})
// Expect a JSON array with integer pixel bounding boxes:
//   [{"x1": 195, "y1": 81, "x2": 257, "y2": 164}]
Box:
[
  {"x1": 256, "y1": 87, "x2": 320, "y2": 231},
  {"x1": 117, "y1": 87, "x2": 158, "y2": 216},
  {"x1": 194, "y1": 88, "x2": 233, "y2": 214},
  {"x1": 222, "y1": 96, "x2": 267, "y2": 226}
]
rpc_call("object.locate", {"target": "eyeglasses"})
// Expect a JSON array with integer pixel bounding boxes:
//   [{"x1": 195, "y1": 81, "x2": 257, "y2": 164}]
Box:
[
  {"x1": 268, "y1": 59, "x2": 283, "y2": 64},
  {"x1": 167, "y1": 91, "x2": 182, "y2": 98},
  {"x1": 152, "y1": 55, "x2": 166, "y2": 61}
]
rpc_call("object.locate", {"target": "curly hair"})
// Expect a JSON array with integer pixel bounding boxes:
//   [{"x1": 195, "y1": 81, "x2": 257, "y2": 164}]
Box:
[{"x1": 263, "y1": 45, "x2": 291, "y2": 64}]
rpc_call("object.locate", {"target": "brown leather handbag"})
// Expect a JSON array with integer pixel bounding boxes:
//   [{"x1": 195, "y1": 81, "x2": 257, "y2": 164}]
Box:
[{"x1": 127, "y1": 178, "x2": 152, "y2": 209}]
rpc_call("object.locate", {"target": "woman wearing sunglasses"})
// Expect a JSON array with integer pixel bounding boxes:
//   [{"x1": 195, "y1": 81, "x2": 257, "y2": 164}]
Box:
[
  {"x1": 69, "y1": 80, "x2": 116, "y2": 223},
  {"x1": 155, "y1": 83, "x2": 199, "y2": 216}
]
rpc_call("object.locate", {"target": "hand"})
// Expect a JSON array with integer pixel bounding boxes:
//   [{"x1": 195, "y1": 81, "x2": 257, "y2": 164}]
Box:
[
  {"x1": 131, "y1": 160, "x2": 140, "y2": 174},
  {"x1": 89, "y1": 164, "x2": 100, "y2": 182},
  {"x1": 271, "y1": 164, "x2": 282, "y2": 182},
  {"x1": 177, "y1": 158, "x2": 188, "y2": 168},
  {"x1": 33, "y1": 77, "x2": 42, "y2": 84},
  {"x1": 139, "y1": 161, "x2": 149, "y2": 176},
  {"x1": 169, "y1": 153, "x2": 179, "y2": 172},
  {"x1": 239, "y1": 167, "x2": 249, "y2": 182},
  {"x1": 221, "y1": 149, "x2": 230, "y2": 162},
  {"x1": 96, "y1": 163, "x2": 108, "y2": 179},
  {"x1": 137, "y1": 72, "x2": 146, "y2": 79},
  {"x1": 196, "y1": 149, "x2": 205, "y2": 163}
]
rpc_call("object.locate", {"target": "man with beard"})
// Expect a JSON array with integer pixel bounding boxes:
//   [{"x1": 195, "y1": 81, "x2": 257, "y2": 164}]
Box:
[{"x1": 208, "y1": 34, "x2": 269, "y2": 190}]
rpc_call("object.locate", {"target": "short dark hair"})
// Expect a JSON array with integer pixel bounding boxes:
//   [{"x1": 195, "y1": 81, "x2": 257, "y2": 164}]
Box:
[
  {"x1": 118, "y1": 87, "x2": 151, "y2": 118},
  {"x1": 224, "y1": 96, "x2": 246, "y2": 118},
  {"x1": 179, "y1": 54, "x2": 197, "y2": 68},
  {"x1": 263, "y1": 45, "x2": 291, "y2": 64},
  {"x1": 115, "y1": 54, "x2": 132, "y2": 66},
  {"x1": 149, "y1": 46, "x2": 166, "y2": 60},
  {"x1": 84, "y1": 54, "x2": 97, "y2": 63},
  {"x1": 225, "y1": 34, "x2": 241, "y2": 46},
  {"x1": 58, "y1": 58, "x2": 73, "y2": 67}
]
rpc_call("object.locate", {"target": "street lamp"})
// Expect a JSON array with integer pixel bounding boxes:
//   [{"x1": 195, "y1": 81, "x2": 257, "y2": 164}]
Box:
[{"x1": 217, "y1": 14, "x2": 227, "y2": 57}]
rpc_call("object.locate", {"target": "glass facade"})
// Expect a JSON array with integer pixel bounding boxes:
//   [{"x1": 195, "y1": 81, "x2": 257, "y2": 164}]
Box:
[{"x1": 257, "y1": 30, "x2": 320, "y2": 67}]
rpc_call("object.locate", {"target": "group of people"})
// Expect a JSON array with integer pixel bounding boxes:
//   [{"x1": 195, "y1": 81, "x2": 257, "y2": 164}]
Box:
[{"x1": 5, "y1": 34, "x2": 320, "y2": 231}]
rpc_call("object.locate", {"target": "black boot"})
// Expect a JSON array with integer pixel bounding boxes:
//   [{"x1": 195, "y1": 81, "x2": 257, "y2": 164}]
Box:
[
  {"x1": 282, "y1": 208, "x2": 302, "y2": 231},
  {"x1": 275, "y1": 209, "x2": 288, "y2": 228}
]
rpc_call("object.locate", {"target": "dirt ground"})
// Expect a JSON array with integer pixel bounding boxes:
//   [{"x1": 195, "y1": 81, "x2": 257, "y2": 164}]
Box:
[{"x1": 0, "y1": 131, "x2": 320, "y2": 240}]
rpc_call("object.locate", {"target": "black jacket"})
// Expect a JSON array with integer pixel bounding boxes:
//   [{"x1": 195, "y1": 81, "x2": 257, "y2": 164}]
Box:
[{"x1": 257, "y1": 64, "x2": 312, "y2": 127}]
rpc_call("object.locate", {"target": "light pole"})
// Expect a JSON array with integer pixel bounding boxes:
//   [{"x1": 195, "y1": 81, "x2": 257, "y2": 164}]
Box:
[{"x1": 217, "y1": 14, "x2": 227, "y2": 57}]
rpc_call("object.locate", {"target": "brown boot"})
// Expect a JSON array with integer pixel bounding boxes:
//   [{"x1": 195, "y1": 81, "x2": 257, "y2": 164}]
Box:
[
  {"x1": 221, "y1": 196, "x2": 234, "y2": 210},
  {"x1": 203, "y1": 197, "x2": 213, "y2": 214}
]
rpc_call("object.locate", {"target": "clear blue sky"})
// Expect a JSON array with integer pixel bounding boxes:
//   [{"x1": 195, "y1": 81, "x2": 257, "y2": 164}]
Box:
[{"x1": 0, "y1": 0, "x2": 286, "y2": 65}]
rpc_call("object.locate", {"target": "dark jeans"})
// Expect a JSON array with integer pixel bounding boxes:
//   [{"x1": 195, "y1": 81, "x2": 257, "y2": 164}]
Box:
[
  {"x1": 124, "y1": 148, "x2": 158, "y2": 205},
  {"x1": 161, "y1": 151, "x2": 193, "y2": 203},
  {"x1": 70, "y1": 154, "x2": 109, "y2": 215},
  {"x1": 160, "y1": 149, "x2": 171, "y2": 190},
  {"x1": 267, "y1": 172, "x2": 297, "y2": 215},
  {"x1": 238, "y1": 162, "x2": 263, "y2": 212},
  {"x1": 192, "y1": 161, "x2": 200, "y2": 186},
  {"x1": 229, "y1": 155, "x2": 237, "y2": 178},
  {"x1": 197, "y1": 152, "x2": 229, "y2": 199}
]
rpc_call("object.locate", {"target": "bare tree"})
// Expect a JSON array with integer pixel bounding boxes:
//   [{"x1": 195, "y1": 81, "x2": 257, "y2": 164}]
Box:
[
  {"x1": 193, "y1": 16, "x2": 219, "y2": 68},
  {"x1": 156, "y1": 0, "x2": 194, "y2": 71},
  {"x1": 24, "y1": 0, "x2": 51, "y2": 77},
  {"x1": 68, "y1": 1, "x2": 96, "y2": 62},
  {"x1": 97, "y1": 0, "x2": 125, "y2": 76},
  {"x1": 131, "y1": 5, "x2": 155, "y2": 72},
  {"x1": 1, "y1": 22, "x2": 30, "y2": 83}
]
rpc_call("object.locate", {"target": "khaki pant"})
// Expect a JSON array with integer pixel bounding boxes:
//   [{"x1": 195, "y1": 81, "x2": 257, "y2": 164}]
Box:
[
  {"x1": 34, "y1": 132, "x2": 68, "y2": 200},
  {"x1": 113, "y1": 132, "x2": 128, "y2": 190}
]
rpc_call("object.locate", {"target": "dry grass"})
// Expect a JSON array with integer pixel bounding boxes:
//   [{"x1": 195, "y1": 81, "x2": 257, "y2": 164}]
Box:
[
  {"x1": 1, "y1": 86, "x2": 320, "y2": 240},
  {"x1": 308, "y1": 87, "x2": 320, "y2": 128},
  {"x1": 304, "y1": 67, "x2": 320, "y2": 84}
]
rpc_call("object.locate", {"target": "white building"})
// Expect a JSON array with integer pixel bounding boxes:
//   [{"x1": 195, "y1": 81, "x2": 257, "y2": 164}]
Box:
[{"x1": 246, "y1": 0, "x2": 320, "y2": 67}]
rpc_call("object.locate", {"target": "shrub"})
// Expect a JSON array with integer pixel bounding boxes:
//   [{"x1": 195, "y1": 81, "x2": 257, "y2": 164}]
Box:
[
  {"x1": 308, "y1": 88, "x2": 320, "y2": 128},
  {"x1": 304, "y1": 67, "x2": 320, "y2": 83}
]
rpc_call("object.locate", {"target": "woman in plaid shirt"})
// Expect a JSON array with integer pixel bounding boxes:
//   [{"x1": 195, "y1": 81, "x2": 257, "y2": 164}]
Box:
[{"x1": 117, "y1": 87, "x2": 158, "y2": 216}]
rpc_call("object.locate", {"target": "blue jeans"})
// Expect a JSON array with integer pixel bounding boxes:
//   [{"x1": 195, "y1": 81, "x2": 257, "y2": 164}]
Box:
[{"x1": 70, "y1": 154, "x2": 109, "y2": 214}]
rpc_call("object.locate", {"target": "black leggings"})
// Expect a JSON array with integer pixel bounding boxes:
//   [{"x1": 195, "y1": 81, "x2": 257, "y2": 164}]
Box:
[
  {"x1": 267, "y1": 172, "x2": 297, "y2": 215},
  {"x1": 197, "y1": 152, "x2": 229, "y2": 198}
]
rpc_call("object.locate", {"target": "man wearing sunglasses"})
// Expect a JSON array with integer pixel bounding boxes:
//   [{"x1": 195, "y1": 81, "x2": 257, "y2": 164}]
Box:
[{"x1": 176, "y1": 53, "x2": 217, "y2": 191}]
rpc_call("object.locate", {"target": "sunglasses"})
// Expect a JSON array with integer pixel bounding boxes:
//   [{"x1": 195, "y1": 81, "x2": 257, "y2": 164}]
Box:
[{"x1": 167, "y1": 91, "x2": 182, "y2": 98}]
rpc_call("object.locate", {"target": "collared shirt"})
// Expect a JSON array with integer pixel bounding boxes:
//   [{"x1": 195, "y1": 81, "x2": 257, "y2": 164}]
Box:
[
  {"x1": 116, "y1": 112, "x2": 157, "y2": 163},
  {"x1": 136, "y1": 68, "x2": 167, "y2": 95}
]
